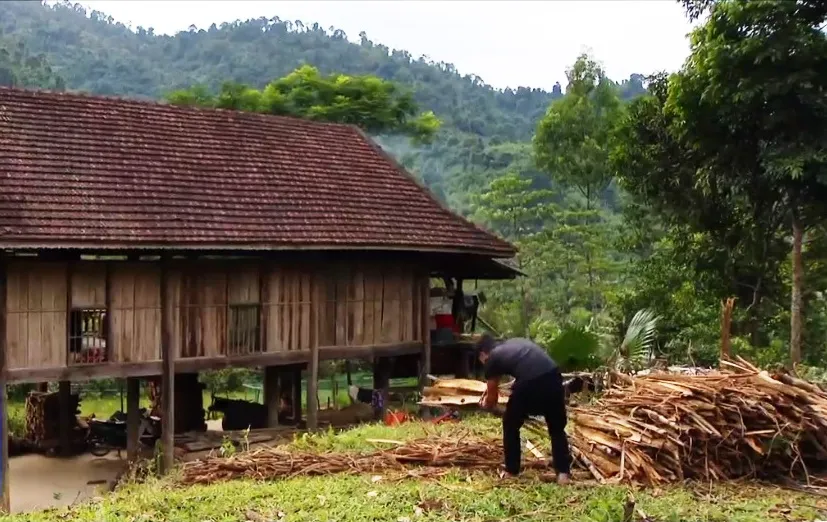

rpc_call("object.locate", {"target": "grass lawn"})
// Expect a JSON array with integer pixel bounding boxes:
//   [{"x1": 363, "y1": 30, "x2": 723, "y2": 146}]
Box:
[{"x1": 6, "y1": 416, "x2": 827, "y2": 522}]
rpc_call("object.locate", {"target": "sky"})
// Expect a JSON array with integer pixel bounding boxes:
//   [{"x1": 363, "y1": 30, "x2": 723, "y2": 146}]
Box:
[{"x1": 77, "y1": 0, "x2": 696, "y2": 91}]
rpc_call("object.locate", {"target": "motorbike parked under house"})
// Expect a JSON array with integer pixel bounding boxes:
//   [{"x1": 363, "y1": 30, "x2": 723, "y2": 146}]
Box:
[{"x1": 86, "y1": 408, "x2": 161, "y2": 457}]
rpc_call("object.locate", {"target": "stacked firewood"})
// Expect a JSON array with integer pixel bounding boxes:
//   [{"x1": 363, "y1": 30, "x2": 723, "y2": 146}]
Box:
[
  {"x1": 24, "y1": 391, "x2": 81, "y2": 445},
  {"x1": 569, "y1": 358, "x2": 827, "y2": 484},
  {"x1": 420, "y1": 358, "x2": 827, "y2": 485}
]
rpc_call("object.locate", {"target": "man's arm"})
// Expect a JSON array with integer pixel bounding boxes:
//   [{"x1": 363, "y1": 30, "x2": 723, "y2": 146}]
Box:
[{"x1": 482, "y1": 378, "x2": 499, "y2": 409}]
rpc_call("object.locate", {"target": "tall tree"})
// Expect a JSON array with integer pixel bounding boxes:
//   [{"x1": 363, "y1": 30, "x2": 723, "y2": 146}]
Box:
[
  {"x1": 533, "y1": 54, "x2": 624, "y2": 312},
  {"x1": 167, "y1": 65, "x2": 441, "y2": 143},
  {"x1": 471, "y1": 173, "x2": 554, "y2": 335},
  {"x1": 666, "y1": 0, "x2": 827, "y2": 363}
]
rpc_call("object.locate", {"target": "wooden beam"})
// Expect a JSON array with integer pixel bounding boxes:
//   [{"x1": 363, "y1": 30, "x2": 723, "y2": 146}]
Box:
[
  {"x1": 160, "y1": 261, "x2": 175, "y2": 474},
  {"x1": 8, "y1": 361, "x2": 164, "y2": 384},
  {"x1": 5, "y1": 343, "x2": 422, "y2": 384},
  {"x1": 263, "y1": 366, "x2": 280, "y2": 428},
  {"x1": 126, "y1": 377, "x2": 140, "y2": 462},
  {"x1": 0, "y1": 257, "x2": 10, "y2": 513},
  {"x1": 58, "y1": 380, "x2": 72, "y2": 457}
]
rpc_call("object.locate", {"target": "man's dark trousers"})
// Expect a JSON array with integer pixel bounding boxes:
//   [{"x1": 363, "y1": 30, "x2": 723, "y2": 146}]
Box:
[{"x1": 502, "y1": 367, "x2": 572, "y2": 475}]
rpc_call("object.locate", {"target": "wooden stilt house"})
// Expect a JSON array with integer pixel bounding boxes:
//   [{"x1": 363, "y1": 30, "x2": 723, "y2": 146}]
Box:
[{"x1": 0, "y1": 86, "x2": 516, "y2": 510}]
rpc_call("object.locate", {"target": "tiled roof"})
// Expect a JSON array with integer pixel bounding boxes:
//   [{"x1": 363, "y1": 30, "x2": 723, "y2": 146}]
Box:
[{"x1": 0, "y1": 87, "x2": 515, "y2": 257}]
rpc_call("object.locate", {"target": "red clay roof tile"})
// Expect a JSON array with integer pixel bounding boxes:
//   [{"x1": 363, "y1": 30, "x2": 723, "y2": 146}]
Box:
[{"x1": 0, "y1": 87, "x2": 515, "y2": 257}]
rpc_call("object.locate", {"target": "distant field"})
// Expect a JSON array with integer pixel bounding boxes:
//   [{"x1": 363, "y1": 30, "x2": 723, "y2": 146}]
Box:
[{"x1": 7, "y1": 371, "x2": 418, "y2": 436}]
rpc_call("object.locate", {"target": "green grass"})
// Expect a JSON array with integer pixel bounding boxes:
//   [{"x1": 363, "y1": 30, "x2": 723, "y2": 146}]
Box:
[
  {"x1": 9, "y1": 416, "x2": 827, "y2": 521},
  {"x1": 8, "y1": 468, "x2": 826, "y2": 521}
]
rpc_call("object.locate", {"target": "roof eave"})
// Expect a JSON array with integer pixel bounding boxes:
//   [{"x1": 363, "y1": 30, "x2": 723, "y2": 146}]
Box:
[{"x1": 0, "y1": 240, "x2": 516, "y2": 259}]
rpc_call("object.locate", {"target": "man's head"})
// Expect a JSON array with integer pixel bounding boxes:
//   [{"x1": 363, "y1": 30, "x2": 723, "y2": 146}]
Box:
[{"x1": 476, "y1": 333, "x2": 497, "y2": 364}]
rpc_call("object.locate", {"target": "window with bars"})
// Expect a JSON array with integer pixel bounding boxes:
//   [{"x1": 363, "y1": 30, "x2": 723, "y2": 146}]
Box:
[
  {"x1": 68, "y1": 308, "x2": 108, "y2": 364},
  {"x1": 228, "y1": 304, "x2": 261, "y2": 355}
]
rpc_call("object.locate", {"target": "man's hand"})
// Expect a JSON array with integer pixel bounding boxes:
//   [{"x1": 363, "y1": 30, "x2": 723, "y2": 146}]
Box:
[{"x1": 481, "y1": 378, "x2": 499, "y2": 409}]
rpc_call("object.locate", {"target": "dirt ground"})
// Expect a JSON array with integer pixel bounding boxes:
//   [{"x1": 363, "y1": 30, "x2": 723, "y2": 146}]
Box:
[
  {"x1": 8, "y1": 404, "x2": 376, "y2": 514},
  {"x1": 9, "y1": 453, "x2": 127, "y2": 514}
]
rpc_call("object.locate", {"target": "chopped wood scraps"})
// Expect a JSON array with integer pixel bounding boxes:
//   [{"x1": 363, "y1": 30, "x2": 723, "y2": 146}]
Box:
[
  {"x1": 179, "y1": 437, "x2": 546, "y2": 485},
  {"x1": 419, "y1": 377, "x2": 509, "y2": 407},
  {"x1": 420, "y1": 358, "x2": 827, "y2": 486}
]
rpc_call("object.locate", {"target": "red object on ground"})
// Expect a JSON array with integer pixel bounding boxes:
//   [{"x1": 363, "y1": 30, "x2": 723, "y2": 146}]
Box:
[{"x1": 384, "y1": 411, "x2": 409, "y2": 426}]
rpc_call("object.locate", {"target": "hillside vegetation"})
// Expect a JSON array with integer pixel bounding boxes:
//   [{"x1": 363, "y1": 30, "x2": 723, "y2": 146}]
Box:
[{"x1": 1, "y1": 0, "x2": 827, "y2": 371}]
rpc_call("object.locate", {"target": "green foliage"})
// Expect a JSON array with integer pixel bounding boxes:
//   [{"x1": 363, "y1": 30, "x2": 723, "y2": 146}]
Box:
[
  {"x1": 543, "y1": 327, "x2": 602, "y2": 372},
  {"x1": 200, "y1": 369, "x2": 256, "y2": 394},
  {"x1": 613, "y1": 309, "x2": 659, "y2": 371},
  {"x1": 534, "y1": 54, "x2": 624, "y2": 205},
  {"x1": 0, "y1": 36, "x2": 64, "y2": 89},
  {"x1": 613, "y1": 0, "x2": 827, "y2": 365},
  {"x1": 167, "y1": 65, "x2": 441, "y2": 143}
]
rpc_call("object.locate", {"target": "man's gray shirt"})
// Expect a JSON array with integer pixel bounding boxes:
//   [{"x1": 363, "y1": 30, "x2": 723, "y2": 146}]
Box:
[{"x1": 483, "y1": 338, "x2": 557, "y2": 382}]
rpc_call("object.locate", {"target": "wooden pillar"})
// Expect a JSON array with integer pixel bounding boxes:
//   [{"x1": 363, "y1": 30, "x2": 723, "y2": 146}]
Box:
[
  {"x1": 58, "y1": 380, "x2": 72, "y2": 457},
  {"x1": 306, "y1": 273, "x2": 321, "y2": 431},
  {"x1": 306, "y1": 353, "x2": 319, "y2": 430},
  {"x1": 263, "y1": 366, "x2": 280, "y2": 428},
  {"x1": 160, "y1": 261, "x2": 175, "y2": 474},
  {"x1": 126, "y1": 377, "x2": 140, "y2": 462},
  {"x1": 372, "y1": 357, "x2": 390, "y2": 420},
  {"x1": 419, "y1": 276, "x2": 432, "y2": 389},
  {"x1": 0, "y1": 258, "x2": 9, "y2": 513},
  {"x1": 291, "y1": 367, "x2": 302, "y2": 423}
]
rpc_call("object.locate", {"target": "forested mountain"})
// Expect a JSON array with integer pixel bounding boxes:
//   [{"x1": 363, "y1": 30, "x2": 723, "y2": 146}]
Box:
[{"x1": 0, "y1": 0, "x2": 644, "y2": 206}]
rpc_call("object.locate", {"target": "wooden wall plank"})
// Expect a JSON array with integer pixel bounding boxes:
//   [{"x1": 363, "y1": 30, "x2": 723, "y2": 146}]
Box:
[
  {"x1": 352, "y1": 270, "x2": 365, "y2": 346},
  {"x1": 399, "y1": 272, "x2": 413, "y2": 342},
  {"x1": 36, "y1": 264, "x2": 67, "y2": 368},
  {"x1": 5, "y1": 263, "x2": 28, "y2": 370},
  {"x1": 300, "y1": 272, "x2": 311, "y2": 351},
  {"x1": 4, "y1": 262, "x2": 68, "y2": 370},
  {"x1": 70, "y1": 263, "x2": 106, "y2": 308},
  {"x1": 110, "y1": 264, "x2": 161, "y2": 363},
  {"x1": 266, "y1": 267, "x2": 284, "y2": 352},
  {"x1": 204, "y1": 268, "x2": 228, "y2": 358},
  {"x1": 228, "y1": 264, "x2": 260, "y2": 304},
  {"x1": 381, "y1": 271, "x2": 401, "y2": 343},
  {"x1": 334, "y1": 268, "x2": 348, "y2": 346},
  {"x1": 362, "y1": 274, "x2": 376, "y2": 346}
]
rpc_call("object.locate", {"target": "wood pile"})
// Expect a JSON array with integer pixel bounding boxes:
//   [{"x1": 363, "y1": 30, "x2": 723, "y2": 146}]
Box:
[
  {"x1": 24, "y1": 391, "x2": 81, "y2": 446},
  {"x1": 180, "y1": 437, "x2": 545, "y2": 485},
  {"x1": 421, "y1": 358, "x2": 827, "y2": 485},
  {"x1": 569, "y1": 358, "x2": 827, "y2": 484}
]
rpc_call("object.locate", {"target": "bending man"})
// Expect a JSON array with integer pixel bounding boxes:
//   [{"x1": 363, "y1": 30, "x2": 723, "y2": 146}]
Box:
[{"x1": 477, "y1": 334, "x2": 572, "y2": 484}]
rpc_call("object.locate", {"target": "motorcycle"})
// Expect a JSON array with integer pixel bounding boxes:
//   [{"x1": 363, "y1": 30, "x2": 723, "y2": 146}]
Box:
[{"x1": 87, "y1": 408, "x2": 161, "y2": 457}]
